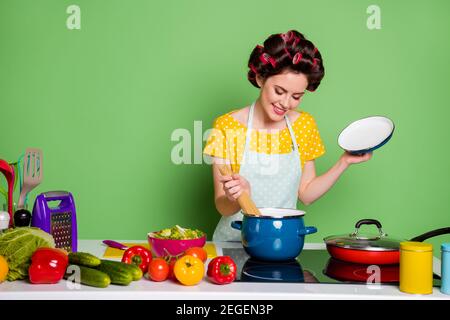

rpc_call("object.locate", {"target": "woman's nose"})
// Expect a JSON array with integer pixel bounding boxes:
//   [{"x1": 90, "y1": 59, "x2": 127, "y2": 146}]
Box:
[{"x1": 280, "y1": 96, "x2": 290, "y2": 109}]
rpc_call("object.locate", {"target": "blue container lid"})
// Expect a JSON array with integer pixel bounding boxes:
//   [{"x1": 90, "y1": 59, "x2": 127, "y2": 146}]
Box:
[{"x1": 441, "y1": 243, "x2": 450, "y2": 252}]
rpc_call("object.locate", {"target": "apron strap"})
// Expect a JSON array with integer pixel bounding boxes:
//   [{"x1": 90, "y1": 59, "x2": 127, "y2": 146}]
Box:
[
  {"x1": 245, "y1": 101, "x2": 256, "y2": 149},
  {"x1": 240, "y1": 102, "x2": 256, "y2": 167},
  {"x1": 243, "y1": 101, "x2": 299, "y2": 162},
  {"x1": 285, "y1": 113, "x2": 299, "y2": 153}
]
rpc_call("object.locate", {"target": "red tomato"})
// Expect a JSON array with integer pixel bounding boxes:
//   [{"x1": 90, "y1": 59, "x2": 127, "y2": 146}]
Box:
[
  {"x1": 148, "y1": 258, "x2": 170, "y2": 282},
  {"x1": 184, "y1": 247, "x2": 207, "y2": 263},
  {"x1": 167, "y1": 257, "x2": 177, "y2": 280}
]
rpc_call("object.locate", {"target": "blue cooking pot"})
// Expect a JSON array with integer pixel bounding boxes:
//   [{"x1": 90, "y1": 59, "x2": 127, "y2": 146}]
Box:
[{"x1": 231, "y1": 208, "x2": 317, "y2": 261}]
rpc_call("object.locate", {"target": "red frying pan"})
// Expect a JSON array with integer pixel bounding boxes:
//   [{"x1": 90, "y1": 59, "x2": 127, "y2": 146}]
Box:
[{"x1": 324, "y1": 219, "x2": 450, "y2": 265}]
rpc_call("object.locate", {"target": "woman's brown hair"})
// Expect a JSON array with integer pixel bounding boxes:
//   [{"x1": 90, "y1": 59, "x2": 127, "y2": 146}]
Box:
[{"x1": 247, "y1": 30, "x2": 325, "y2": 92}]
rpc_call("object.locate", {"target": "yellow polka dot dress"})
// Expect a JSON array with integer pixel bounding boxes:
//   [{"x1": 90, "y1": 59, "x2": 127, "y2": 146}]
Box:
[{"x1": 203, "y1": 109, "x2": 326, "y2": 172}]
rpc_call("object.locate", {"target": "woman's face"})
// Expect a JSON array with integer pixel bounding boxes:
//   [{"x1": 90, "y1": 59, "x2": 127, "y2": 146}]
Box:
[{"x1": 256, "y1": 69, "x2": 308, "y2": 122}]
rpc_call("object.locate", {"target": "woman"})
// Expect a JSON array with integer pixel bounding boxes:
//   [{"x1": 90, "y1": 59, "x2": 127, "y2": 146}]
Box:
[{"x1": 203, "y1": 30, "x2": 372, "y2": 242}]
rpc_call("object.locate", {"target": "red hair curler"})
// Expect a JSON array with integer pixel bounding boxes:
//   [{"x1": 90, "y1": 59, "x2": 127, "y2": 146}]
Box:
[
  {"x1": 292, "y1": 52, "x2": 302, "y2": 64},
  {"x1": 281, "y1": 31, "x2": 294, "y2": 43},
  {"x1": 283, "y1": 47, "x2": 292, "y2": 59},
  {"x1": 312, "y1": 58, "x2": 318, "y2": 68},
  {"x1": 259, "y1": 53, "x2": 277, "y2": 68}
]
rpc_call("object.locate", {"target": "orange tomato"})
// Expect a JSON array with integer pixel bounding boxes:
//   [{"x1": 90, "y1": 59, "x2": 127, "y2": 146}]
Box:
[
  {"x1": 173, "y1": 255, "x2": 204, "y2": 286},
  {"x1": 184, "y1": 247, "x2": 207, "y2": 263}
]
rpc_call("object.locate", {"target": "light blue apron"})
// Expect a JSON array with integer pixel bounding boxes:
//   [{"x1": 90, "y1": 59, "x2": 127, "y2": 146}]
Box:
[{"x1": 212, "y1": 101, "x2": 302, "y2": 241}]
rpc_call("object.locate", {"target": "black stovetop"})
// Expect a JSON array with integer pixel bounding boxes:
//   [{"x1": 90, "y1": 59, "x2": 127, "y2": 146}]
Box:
[{"x1": 222, "y1": 248, "x2": 441, "y2": 286}]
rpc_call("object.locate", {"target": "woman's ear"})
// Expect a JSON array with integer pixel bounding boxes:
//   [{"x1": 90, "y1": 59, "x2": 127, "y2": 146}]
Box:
[{"x1": 255, "y1": 74, "x2": 265, "y2": 88}]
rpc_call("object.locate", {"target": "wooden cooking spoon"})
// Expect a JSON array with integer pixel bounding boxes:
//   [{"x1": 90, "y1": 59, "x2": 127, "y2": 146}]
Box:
[{"x1": 218, "y1": 164, "x2": 261, "y2": 216}]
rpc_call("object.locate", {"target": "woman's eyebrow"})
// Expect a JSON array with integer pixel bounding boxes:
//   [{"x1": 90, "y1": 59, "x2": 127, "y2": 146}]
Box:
[{"x1": 275, "y1": 85, "x2": 304, "y2": 95}]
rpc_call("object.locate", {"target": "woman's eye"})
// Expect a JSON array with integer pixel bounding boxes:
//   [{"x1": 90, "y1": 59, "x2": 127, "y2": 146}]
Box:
[
  {"x1": 293, "y1": 96, "x2": 300, "y2": 100},
  {"x1": 275, "y1": 89, "x2": 283, "y2": 95}
]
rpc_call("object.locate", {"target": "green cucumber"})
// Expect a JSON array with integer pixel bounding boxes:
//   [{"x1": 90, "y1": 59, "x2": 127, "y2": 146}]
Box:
[
  {"x1": 99, "y1": 259, "x2": 143, "y2": 281},
  {"x1": 97, "y1": 260, "x2": 134, "y2": 285},
  {"x1": 64, "y1": 265, "x2": 111, "y2": 288},
  {"x1": 69, "y1": 252, "x2": 101, "y2": 267}
]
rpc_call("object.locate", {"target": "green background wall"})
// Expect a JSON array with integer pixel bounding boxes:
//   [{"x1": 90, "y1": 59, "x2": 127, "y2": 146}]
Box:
[{"x1": 1, "y1": 0, "x2": 449, "y2": 257}]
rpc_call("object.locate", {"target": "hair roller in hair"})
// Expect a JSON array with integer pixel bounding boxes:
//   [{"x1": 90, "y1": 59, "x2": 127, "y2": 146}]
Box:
[
  {"x1": 292, "y1": 52, "x2": 302, "y2": 65},
  {"x1": 283, "y1": 47, "x2": 292, "y2": 59},
  {"x1": 281, "y1": 31, "x2": 294, "y2": 43},
  {"x1": 259, "y1": 53, "x2": 277, "y2": 68}
]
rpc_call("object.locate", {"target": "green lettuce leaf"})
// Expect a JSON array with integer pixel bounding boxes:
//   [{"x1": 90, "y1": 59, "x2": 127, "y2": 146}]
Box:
[{"x1": 0, "y1": 227, "x2": 55, "y2": 281}]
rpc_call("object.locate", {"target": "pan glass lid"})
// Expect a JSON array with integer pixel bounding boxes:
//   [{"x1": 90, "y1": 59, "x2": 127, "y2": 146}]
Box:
[{"x1": 338, "y1": 116, "x2": 394, "y2": 153}]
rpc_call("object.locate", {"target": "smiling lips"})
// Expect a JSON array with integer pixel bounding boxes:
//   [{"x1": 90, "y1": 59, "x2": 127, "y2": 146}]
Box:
[{"x1": 272, "y1": 103, "x2": 287, "y2": 116}]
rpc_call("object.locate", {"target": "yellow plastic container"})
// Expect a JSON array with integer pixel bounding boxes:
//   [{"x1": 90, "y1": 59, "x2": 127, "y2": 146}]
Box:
[{"x1": 399, "y1": 241, "x2": 433, "y2": 294}]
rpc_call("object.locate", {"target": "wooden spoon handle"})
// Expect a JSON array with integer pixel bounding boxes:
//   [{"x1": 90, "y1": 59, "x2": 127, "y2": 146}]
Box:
[
  {"x1": 217, "y1": 164, "x2": 233, "y2": 176},
  {"x1": 218, "y1": 164, "x2": 261, "y2": 216},
  {"x1": 236, "y1": 192, "x2": 261, "y2": 216}
]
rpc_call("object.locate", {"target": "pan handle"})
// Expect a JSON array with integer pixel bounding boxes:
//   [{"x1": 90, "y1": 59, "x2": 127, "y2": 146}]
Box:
[
  {"x1": 351, "y1": 219, "x2": 386, "y2": 239},
  {"x1": 355, "y1": 219, "x2": 383, "y2": 229},
  {"x1": 410, "y1": 227, "x2": 450, "y2": 242}
]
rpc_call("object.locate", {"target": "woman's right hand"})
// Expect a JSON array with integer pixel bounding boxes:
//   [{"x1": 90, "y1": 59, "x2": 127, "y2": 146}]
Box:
[{"x1": 218, "y1": 173, "x2": 251, "y2": 202}]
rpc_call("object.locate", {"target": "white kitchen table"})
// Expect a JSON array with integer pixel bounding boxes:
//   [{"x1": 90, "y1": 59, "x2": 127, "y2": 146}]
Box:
[{"x1": 0, "y1": 240, "x2": 449, "y2": 300}]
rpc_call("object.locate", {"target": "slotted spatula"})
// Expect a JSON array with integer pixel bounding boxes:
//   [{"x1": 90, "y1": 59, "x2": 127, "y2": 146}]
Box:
[{"x1": 17, "y1": 148, "x2": 43, "y2": 209}]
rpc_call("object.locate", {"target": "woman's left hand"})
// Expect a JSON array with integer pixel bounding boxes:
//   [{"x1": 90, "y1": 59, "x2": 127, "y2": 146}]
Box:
[{"x1": 340, "y1": 151, "x2": 373, "y2": 167}]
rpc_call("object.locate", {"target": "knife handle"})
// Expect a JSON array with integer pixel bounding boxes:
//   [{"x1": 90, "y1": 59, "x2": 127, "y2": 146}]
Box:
[{"x1": 103, "y1": 240, "x2": 128, "y2": 250}]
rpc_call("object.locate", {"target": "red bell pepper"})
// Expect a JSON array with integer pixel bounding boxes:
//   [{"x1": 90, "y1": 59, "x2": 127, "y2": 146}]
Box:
[
  {"x1": 207, "y1": 256, "x2": 237, "y2": 285},
  {"x1": 121, "y1": 245, "x2": 153, "y2": 273},
  {"x1": 29, "y1": 247, "x2": 69, "y2": 284}
]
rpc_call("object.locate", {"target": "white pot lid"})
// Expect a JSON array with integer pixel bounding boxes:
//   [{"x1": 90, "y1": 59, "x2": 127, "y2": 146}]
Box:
[{"x1": 338, "y1": 116, "x2": 394, "y2": 153}]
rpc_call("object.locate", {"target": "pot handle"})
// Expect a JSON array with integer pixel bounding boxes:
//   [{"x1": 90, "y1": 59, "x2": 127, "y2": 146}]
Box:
[
  {"x1": 231, "y1": 221, "x2": 242, "y2": 230},
  {"x1": 410, "y1": 227, "x2": 450, "y2": 242},
  {"x1": 298, "y1": 226, "x2": 318, "y2": 236}
]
